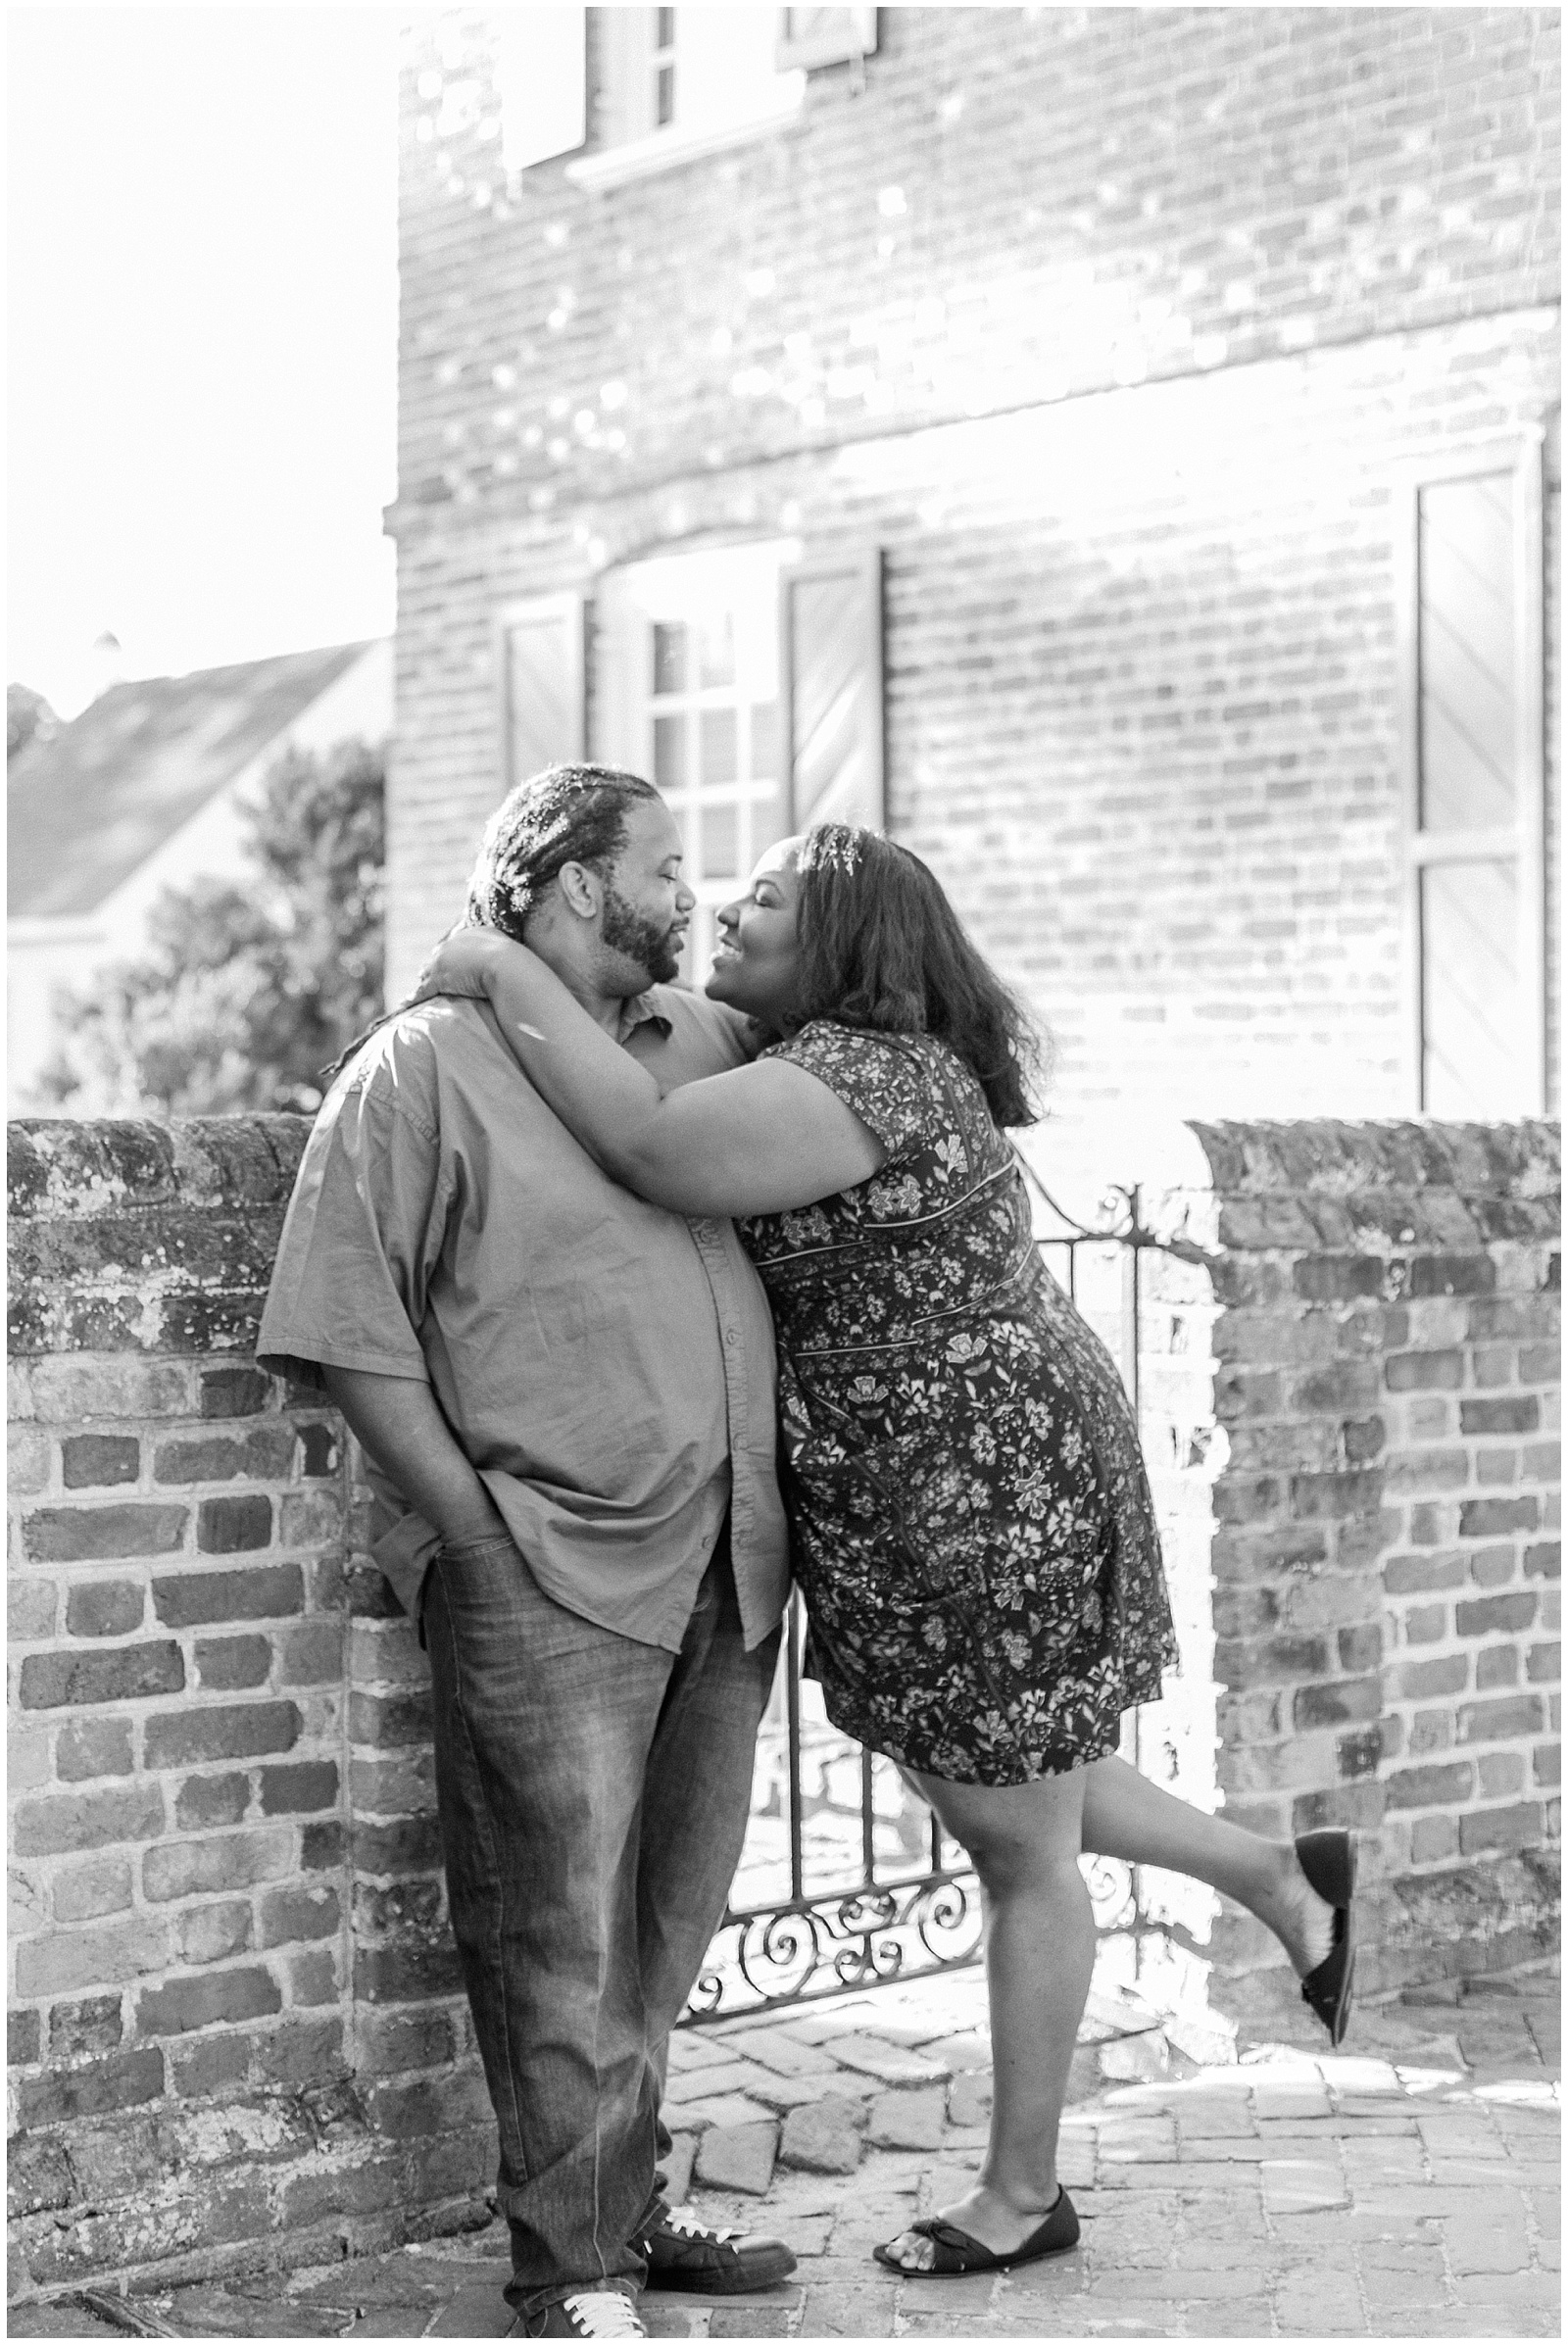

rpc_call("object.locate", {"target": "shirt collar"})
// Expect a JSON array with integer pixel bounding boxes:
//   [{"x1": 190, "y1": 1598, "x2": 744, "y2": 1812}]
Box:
[{"x1": 615, "y1": 991, "x2": 674, "y2": 1047}]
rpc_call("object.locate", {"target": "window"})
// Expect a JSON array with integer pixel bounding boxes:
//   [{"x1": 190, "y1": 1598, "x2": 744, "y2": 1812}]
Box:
[
  {"x1": 1399, "y1": 435, "x2": 1553, "y2": 1117},
  {"x1": 495, "y1": 543, "x2": 885, "y2": 986},
  {"x1": 567, "y1": 9, "x2": 808, "y2": 187},
  {"x1": 593, "y1": 540, "x2": 885, "y2": 983},
  {"x1": 597, "y1": 545, "x2": 795, "y2": 983}
]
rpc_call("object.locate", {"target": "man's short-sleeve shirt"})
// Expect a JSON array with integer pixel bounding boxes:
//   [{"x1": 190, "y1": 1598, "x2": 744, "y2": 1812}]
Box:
[{"x1": 257, "y1": 987, "x2": 789, "y2": 1652}]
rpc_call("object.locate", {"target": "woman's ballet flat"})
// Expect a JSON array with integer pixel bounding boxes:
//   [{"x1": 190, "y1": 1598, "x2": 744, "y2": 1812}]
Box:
[
  {"x1": 1295, "y1": 1827, "x2": 1358, "y2": 2045},
  {"x1": 873, "y1": 2190, "x2": 1079, "y2": 2275}
]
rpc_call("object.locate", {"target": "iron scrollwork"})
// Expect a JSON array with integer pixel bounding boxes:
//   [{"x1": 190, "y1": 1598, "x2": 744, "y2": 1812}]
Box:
[{"x1": 686, "y1": 1867, "x2": 984, "y2": 2026}]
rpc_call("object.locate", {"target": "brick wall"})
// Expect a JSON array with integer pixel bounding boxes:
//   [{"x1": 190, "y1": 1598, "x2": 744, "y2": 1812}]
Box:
[
  {"x1": 1126, "y1": 1114, "x2": 1561, "y2": 2023},
  {"x1": 8, "y1": 1111, "x2": 1559, "y2": 2299},
  {"x1": 6, "y1": 1121, "x2": 493, "y2": 2302},
  {"x1": 386, "y1": 7, "x2": 1561, "y2": 1124}
]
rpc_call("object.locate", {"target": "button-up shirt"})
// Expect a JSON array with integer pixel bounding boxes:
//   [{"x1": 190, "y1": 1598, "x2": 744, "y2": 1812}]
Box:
[{"x1": 257, "y1": 986, "x2": 790, "y2": 1652}]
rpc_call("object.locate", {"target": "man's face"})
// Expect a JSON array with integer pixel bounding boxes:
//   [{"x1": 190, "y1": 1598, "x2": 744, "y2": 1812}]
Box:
[{"x1": 594, "y1": 798, "x2": 695, "y2": 991}]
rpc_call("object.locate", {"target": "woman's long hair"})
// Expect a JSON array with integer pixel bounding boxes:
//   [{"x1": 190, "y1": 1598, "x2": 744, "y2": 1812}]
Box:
[{"x1": 788, "y1": 823, "x2": 1045, "y2": 1130}]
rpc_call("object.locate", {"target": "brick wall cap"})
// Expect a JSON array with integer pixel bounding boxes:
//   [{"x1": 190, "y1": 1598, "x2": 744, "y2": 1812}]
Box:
[{"x1": 8, "y1": 1118, "x2": 313, "y2": 1223}]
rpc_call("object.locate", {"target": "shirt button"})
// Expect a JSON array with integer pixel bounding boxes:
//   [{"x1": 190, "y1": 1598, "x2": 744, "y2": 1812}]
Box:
[{"x1": 725, "y1": 1330, "x2": 739, "y2": 1346}]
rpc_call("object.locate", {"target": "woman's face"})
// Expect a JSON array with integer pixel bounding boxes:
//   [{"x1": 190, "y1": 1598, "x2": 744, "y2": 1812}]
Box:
[{"x1": 704, "y1": 836, "x2": 805, "y2": 1027}]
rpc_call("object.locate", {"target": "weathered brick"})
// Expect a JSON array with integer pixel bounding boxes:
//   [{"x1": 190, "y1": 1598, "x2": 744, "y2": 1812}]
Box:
[
  {"x1": 135, "y1": 1966, "x2": 283, "y2": 2037},
  {"x1": 1477, "y1": 1751, "x2": 1525, "y2": 1797},
  {"x1": 23, "y1": 1503, "x2": 187, "y2": 1561},
  {"x1": 49, "y1": 1993, "x2": 123, "y2": 2061},
  {"x1": 1458, "y1": 1801, "x2": 1545, "y2": 1856},
  {"x1": 1293, "y1": 1676, "x2": 1380, "y2": 1731},
  {"x1": 1386, "y1": 1350, "x2": 1464, "y2": 1393},
  {"x1": 197, "y1": 1494, "x2": 274, "y2": 1553},
  {"x1": 9, "y1": 1576, "x2": 57, "y2": 1639},
  {"x1": 277, "y1": 1618, "x2": 344, "y2": 1685},
  {"x1": 16, "y1": 2047, "x2": 165, "y2": 2127},
  {"x1": 174, "y1": 1773, "x2": 252, "y2": 1831},
  {"x1": 60, "y1": 1434, "x2": 141, "y2": 1489},
  {"x1": 143, "y1": 1828, "x2": 293, "y2": 1903},
  {"x1": 168, "y1": 2029, "x2": 253, "y2": 2100},
  {"x1": 150, "y1": 1563, "x2": 304, "y2": 1627},
  {"x1": 53, "y1": 1856, "x2": 134, "y2": 1923},
  {"x1": 1526, "y1": 1641, "x2": 1561, "y2": 1684},
  {"x1": 1454, "y1": 1592, "x2": 1538, "y2": 1637},
  {"x1": 1406, "y1": 1254, "x2": 1494, "y2": 1299},
  {"x1": 259, "y1": 1760, "x2": 340, "y2": 1816},
  {"x1": 350, "y1": 1688, "x2": 435, "y2": 1747},
  {"x1": 1385, "y1": 1551, "x2": 1467, "y2": 1595},
  {"x1": 176, "y1": 1900, "x2": 255, "y2": 1965},
  {"x1": 1290, "y1": 1468, "x2": 1385, "y2": 1520},
  {"x1": 1384, "y1": 1762, "x2": 1474, "y2": 1810},
  {"x1": 29, "y1": 1359, "x2": 190, "y2": 1419},
  {"x1": 1476, "y1": 1644, "x2": 1520, "y2": 1689},
  {"x1": 19, "y1": 1640, "x2": 183, "y2": 1710},
  {"x1": 289, "y1": 1945, "x2": 340, "y2": 2006},
  {"x1": 65, "y1": 1579, "x2": 145, "y2": 1637},
  {"x1": 303, "y1": 1819, "x2": 347, "y2": 1872},
  {"x1": 13, "y1": 1783, "x2": 165, "y2": 1857},
  {"x1": 1461, "y1": 1395, "x2": 1541, "y2": 1436},
  {"x1": 13, "y1": 1913, "x2": 170, "y2": 1998},
  {"x1": 143, "y1": 1700, "x2": 301, "y2": 1771},
  {"x1": 1392, "y1": 1655, "x2": 1469, "y2": 1700},
  {"x1": 1456, "y1": 1695, "x2": 1544, "y2": 1743},
  {"x1": 295, "y1": 1422, "x2": 340, "y2": 1477},
  {"x1": 8, "y1": 2131, "x2": 74, "y2": 2219},
  {"x1": 199, "y1": 1365, "x2": 276, "y2": 1418},
  {"x1": 55, "y1": 1717, "x2": 135, "y2": 1783},
  {"x1": 9, "y1": 2008, "x2": 42, "y2": 2066},
  {"x1": 1525, "y1": 1541, "x2": 1561, "y2": 1579},
  {"x1": 350, "y1": 1814, "x2": 443, "y2": 1873},
  {"x1": 195, "y1": 1634, "x2": 274, "y2": 1690},
  {"x1": 260, "y1": 1884, "x2": 341, "y2": 1947},
  {"x1": 353, "y1": 1934, "x2": 465, "y2": 2003},
  {"x1": 1459, "y1": 1497, "x2": 1541, "y2": 1538}
]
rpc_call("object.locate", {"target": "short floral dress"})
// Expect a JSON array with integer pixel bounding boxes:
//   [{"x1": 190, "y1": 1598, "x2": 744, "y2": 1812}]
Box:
[{"x1": 739, "y1": 1021, "x2": 1178, "y2": 1786}]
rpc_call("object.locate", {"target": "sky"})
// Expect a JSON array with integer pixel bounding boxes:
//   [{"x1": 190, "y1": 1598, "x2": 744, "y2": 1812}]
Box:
[{"x1": 8, "y1": 6, "x2": 400, "y2": 717}]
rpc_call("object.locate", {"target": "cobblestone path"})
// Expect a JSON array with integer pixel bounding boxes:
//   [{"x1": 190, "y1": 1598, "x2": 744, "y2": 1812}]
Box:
[{"x1": 15, "y1": 1970, "x2": 1558, "y2": 2340}]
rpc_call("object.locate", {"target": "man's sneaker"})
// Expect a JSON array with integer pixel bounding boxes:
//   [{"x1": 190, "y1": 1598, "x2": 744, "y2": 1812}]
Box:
[
  {"x1": 638, "y1": 2207, "x2": 798, "y2": 2294},
  {"x1": 512, "y1": 2289, "x2": 647, "y2": 2338}
]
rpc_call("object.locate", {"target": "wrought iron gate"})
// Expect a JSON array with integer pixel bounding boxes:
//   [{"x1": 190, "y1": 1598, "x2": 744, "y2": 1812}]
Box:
[{"x1": 682, "y1": 1168, "x2": 1162, "y2": 2027}]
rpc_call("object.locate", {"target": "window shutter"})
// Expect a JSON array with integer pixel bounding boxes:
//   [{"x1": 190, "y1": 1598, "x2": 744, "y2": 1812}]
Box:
[
  {"x1": 498, "y1": 7, "x2": 587, "y2": 175},
  {"x1": 780, "y1": 550, "x2": 884, "y2": 834},
  {"x1": 774, "y1": 6, "x2": 877, "y2": 72},
  {"x1": 497, "y1": 592, "x2": 585, "y2": 792}
]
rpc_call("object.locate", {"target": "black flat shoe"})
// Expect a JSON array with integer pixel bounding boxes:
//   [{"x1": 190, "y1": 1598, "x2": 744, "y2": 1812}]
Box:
[
  {"x1": 1296, "y1": 1827, "x2": 1358, "y2": 2045},
  {"x1": 873, "y1": 2188, "x2": 1079, "y2": 2275}
]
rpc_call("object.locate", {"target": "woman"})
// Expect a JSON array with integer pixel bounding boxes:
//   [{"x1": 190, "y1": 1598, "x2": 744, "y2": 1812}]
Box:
[{"x1": 418, "y1": 821, "x2": 1358, "y2": 2278}]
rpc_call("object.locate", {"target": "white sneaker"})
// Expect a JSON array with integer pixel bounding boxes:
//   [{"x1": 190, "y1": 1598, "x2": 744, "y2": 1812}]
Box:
[{"x1": 514, "y1": 2289, "x2": 648, "y2": 2338}]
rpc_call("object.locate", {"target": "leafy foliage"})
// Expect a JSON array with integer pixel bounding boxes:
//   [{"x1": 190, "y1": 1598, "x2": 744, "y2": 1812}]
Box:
[{"x1": 37, "y1": 737, "x2": 385, "y2": 1118}]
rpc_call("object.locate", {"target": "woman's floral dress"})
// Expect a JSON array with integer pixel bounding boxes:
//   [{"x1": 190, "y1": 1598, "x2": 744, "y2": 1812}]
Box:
[{"x1": 741, "y1": 1021, "x2": 1178, "y2": 1786}]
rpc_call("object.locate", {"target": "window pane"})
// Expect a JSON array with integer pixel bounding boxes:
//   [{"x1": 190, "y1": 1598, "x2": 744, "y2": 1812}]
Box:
[
  {"x1": 1422, "y1": 860, "x2": 1521, "y2": 1115},
  {"x1": 652, "y1": 622, "x2": 686, "y2": 698},
  {"x1": 656, "y1": 61, "x2": 675, "y2": 125},
  {"x1": 702, "y1": 803, "x2": 739, "y2": 878},
  {"x1": 1418, "y1": 477, "x2": 1516, "y2": 832},
  {"x1": 657, "y1": 7, "x2": 675, "y2": 46},
  {"x1": 749, "y1": 700, "x2": 778, "y2": 779},
  {"x1": 699, "y1": 614, "x2": 735, "y2": 688},
  {"x1": 654, "y1": 712, "x2": 686, "y2": 790},
  {"x1": 700, "y1": 707, "x2": 737, "y2": 788}
]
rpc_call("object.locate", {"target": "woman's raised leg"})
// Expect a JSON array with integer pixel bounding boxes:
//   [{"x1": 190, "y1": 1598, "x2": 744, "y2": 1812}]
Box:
[
  {"x1": 878, "y1": 1764, "x2": 1094, "y2": 2272},
  {"x1": 1079, "y1": 1754, "x2": 1336, "y2": 1978}
]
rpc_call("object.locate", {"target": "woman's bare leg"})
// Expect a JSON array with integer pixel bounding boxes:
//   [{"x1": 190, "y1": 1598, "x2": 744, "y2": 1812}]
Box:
[
  {"x1": 1079, "y1": 1754, "x2": 1336, "y2": 1977},
  {"x1": 880, "y1": 1765, "x2": 1094, "y2": 2271}
]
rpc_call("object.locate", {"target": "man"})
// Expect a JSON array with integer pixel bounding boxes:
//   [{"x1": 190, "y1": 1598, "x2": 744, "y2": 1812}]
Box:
[{"x1": 258, "y1": 765, "x2": 796, "y2": 2340}]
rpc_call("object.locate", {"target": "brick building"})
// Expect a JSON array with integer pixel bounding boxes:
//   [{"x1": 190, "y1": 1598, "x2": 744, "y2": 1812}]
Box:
[{"x1": 388, "y1": 5, "x2": 1559, "y2": 1128}]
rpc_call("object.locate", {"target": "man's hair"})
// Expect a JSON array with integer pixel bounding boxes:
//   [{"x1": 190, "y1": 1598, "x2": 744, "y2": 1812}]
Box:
[
  {"x1": 320, "y1": 763, "x2": 659, "y2": 1086},
  {"x1": 463, "y1": 763, "x2": 661, "y2": 939},
  {"x1": 789, "y1": 821, "x2": 1045, "y2": 1130}
]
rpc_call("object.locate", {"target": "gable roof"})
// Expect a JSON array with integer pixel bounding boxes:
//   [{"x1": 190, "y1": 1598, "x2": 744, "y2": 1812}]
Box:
[{"x1": 8, "y1": 641, "x2": 374, "y2": 920}]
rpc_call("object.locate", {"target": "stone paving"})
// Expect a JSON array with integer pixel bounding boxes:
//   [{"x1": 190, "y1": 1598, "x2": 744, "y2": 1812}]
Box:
[{"x1": 15, "y1": 1968, "x2": 1559, "y2": 2340}]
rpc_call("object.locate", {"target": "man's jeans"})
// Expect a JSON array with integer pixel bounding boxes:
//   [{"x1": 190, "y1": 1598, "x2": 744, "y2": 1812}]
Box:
[{"x1": 422, "y1": 1521, "x2": 780, "y2": 2319}]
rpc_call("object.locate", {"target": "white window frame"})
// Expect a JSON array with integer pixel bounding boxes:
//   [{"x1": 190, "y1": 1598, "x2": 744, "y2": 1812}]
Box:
[
  {"x1": 1395, "y1": 431, "x2": 1548, "y2": 1117},
  {"x1": 595, "y1": 539, "x2": 800, "y2": 983},
  {"x1": 567, "y1": 8, "x2": 805, "y2": 191}
]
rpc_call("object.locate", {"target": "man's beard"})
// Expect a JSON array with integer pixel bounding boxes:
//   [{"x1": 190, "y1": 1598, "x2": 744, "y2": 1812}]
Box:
[{"x1": 600, "y1": 883, "x2": 683, "y2": 987}]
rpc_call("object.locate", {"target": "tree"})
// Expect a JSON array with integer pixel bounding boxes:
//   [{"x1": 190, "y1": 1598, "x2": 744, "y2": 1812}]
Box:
[
  {"x1": 38, "y1": 737, "x2": 386, "y2": 1118},
  {"x1": 8, "y1": 683, "x2": 58, "y2": 759}
]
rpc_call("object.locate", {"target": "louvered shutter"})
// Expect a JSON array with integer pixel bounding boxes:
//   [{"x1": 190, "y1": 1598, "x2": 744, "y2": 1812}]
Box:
[
  {"x1": 497, "y1": 592, "x2": 585, "y2": 792},
  {"x1": 779, "y1": 550, "x2": 884, "y2": 835},
  {"x1": 497, "y1": 7, "x2": 587, "y2": 174},
  {"x1": 775, "y1": 6, "x2": 878, "y2": 72}
]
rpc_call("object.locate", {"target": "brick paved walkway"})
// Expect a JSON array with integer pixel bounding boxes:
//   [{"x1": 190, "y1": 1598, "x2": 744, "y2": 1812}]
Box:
[{"x1": 16, "y1": 1970, "x2": 1558, "y2": 2340}]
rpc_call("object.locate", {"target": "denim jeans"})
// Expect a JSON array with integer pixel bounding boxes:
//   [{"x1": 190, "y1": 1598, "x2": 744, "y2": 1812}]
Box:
[{"x1": 422, "y1": 1519, "x2": 779, "y2": 2318}]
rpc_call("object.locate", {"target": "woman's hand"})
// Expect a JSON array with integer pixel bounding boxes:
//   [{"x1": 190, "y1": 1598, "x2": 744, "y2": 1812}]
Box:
[{"x1": 408, "y1": 925, "x2": 513, "y2": 1004}]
